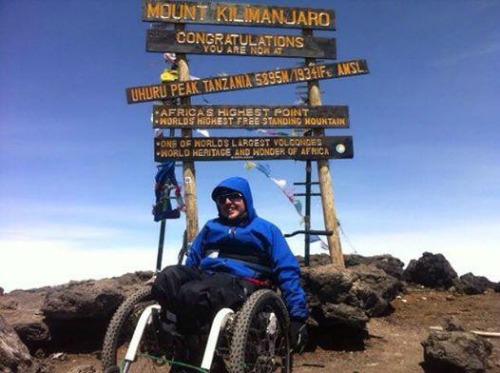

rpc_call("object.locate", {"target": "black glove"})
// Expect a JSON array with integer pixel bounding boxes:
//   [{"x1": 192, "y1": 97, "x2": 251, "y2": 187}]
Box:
[{"x1": 289, "y1": 319, "x2": 308, "y2": 353}]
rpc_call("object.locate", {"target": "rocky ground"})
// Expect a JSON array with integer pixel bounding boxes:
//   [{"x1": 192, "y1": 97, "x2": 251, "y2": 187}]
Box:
[
  {"x1": 39, "y1": 286, "x2": 499, "y2": 373},
  {"x1": 295, "y1": 286, "x2": 500, "y2": 372},
  {"x1": 1, "y1": 253, "x2": 499, "y2": 372}
]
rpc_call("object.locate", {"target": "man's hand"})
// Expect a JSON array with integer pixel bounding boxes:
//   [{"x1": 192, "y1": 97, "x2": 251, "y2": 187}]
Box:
[{"x1": 289, "y1": 319, "x2": 308, "y2": 353}]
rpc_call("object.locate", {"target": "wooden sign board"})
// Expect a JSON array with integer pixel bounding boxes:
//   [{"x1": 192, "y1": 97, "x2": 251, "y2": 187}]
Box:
[
  {"x1": 127, "y1": 60, "x2": 368, "y2": 104},
  {"x1": 152, "y1": 105, "x2": 349, "y2": 129},
  {"x1": 142, "y1": 1, "x2": 335, "y2": 30},
  {"x1": 154, "y1": 136, "x2": 353, "y2": 161},
  {"x1": 146, "y1": 29, "x2": 336, "y2": 59}
]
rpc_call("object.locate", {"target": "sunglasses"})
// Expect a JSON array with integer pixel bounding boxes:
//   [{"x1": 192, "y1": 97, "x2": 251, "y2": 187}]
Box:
[{"x1": 216, "y1": 192, "x2": 243, "y2": 205}]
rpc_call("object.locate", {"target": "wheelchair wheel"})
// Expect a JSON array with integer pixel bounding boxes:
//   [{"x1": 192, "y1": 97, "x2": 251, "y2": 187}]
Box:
[
  {"x1": 229, "y1": 289, "x2": 292, "y2": 373},
  {"x1": 101, "y1": 286, "x2": 169, "y2": 373}
]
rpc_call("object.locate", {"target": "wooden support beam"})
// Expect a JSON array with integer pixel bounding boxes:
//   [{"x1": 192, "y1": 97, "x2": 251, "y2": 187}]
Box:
[
  {"x1": 176, "y1": 24, "x2": 199, "y2": 244},
  {"x1": 304, "y1": 29, "x2": 345, "y2": 269}
]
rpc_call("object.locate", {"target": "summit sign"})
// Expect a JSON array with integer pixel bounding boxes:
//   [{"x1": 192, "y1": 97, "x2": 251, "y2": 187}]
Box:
[
  {"x1": 154, "y1": 136, "x2": 353, "y2": 162},
  {"x1": 126, "y1": 60, "x2": 368, "y2": 104},
  {"x1": 142, "y1": 0, "x2": 335, "y2": 30},
  {"x1": 152, "y1": 105, "x2": 349, "y2": 129},
  {"x1": 146, "y1": 29, "x2": 336, "y2": 59}
]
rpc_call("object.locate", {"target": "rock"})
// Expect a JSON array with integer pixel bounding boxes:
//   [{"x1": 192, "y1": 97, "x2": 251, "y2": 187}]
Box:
[
  {"x1": 41, "y1": 271, "x2": 153, "y2": 320},
  {"x1": 455, "y1": 273, "x2": 495, "y2": 295},
  {"x1": 495, "y1": 282, "x2": 500, "y2": 293},
  {"x1": 37, "y1": 272, "x2": 152, "y2": 353},
  {"x1": 299, "y1": 253, "x2": 406, "y2": 280},
  {"x1": 443, "y1": 316, "x2": 466, "y2": 332},
  {"x1": 0, "y1": 272, "x2": 152, "y2": 354},
  {"x1": 14, "y1": 321, "x2": 51, "y2": 345},
  {"x1": 297, "y1": 253, "x2": 332, "y2": 268},
  {"x1": 67, "y1": 364, "x2": 97, "y2": 373},
  {"x1": 404, "y1": 252, "x2": 458, "y2": 288},
  {"x1": 301, "y1": 264, "x2": 404, "y2": 331},
  {"x1": 34, "y1": 349, "x2": 46, "y2": 359},
  {"x1": 0, "y1": 315, "x2": 39, "y2": 373},
  {"x1": 0, "y1": 299, "x2": 18, "y2": 310},
  {"x1": 0, "y1": 288, "x2": 52, "y2": 352},
  {"x1": 320, "y1": 303, "x2": 369, "y2": 329},
  {"x1": 345, "y1": 254, "x2": 405, "y2": 279},
  {"x1": 41, "y1": 280, "x2": 125, "y2": 320},
  {"x1": 49, "y1": 352, "x2": 66, "y2": 360},
  {"x1": 421, "y1": 327, "x2": 493, "y2": 372},
  {"x1": 302, "y1": 265, "x2": 353, "y2": 306},
  {"x1": 349, "y1": 265, "x2": 404, "y2": 317}
]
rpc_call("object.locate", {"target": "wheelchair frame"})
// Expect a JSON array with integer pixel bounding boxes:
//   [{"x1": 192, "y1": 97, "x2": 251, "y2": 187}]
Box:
[
  {"x1": 121, "y1": 305, "x2": 234, "y2": 372},
  {"x1": 102, "y1": 286, "x2": 292, "y2": 373}
]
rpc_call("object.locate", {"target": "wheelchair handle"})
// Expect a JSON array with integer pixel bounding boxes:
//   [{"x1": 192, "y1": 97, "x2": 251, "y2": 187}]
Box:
[{"x1": 284, "y1": 230, "x2": 333, "y2": 238}]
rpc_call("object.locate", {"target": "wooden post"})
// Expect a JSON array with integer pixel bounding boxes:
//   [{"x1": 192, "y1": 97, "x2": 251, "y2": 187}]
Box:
[
  {"x1": 176, "y1": 24, "x2": 199, "y2": 244},
  {"x1": 304, "y1": 29, "x2": 345, "y2": 269}
]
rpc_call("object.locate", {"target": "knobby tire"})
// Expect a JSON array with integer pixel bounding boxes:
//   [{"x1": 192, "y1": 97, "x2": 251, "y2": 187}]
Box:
[
  {"x1": 101, "y1": 286, "x2": 166, "y2": 373},
  {"x1": 229, "y1": 289, "x2": 292, "y2": 373}
]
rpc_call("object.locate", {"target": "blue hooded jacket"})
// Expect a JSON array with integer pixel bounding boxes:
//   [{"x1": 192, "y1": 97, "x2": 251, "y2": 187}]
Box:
[{"x1": 185, "y1": 177, "x2": 308, "y2": 321}]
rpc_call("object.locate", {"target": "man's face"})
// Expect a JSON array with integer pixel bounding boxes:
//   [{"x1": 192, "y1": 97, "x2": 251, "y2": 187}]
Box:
[{"x1": 216, "y1": 192, "x2": 246, "y2": 220}]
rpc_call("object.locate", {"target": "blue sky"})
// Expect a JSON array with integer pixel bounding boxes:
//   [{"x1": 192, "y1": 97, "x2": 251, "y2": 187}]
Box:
[{"x1": 1, "y1": 0, "x2": 499, "y2": 291}]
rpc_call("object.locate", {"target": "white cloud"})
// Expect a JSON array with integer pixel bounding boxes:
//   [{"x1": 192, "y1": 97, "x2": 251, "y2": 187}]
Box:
[
  {"x1": 1, "y1": 199, "x2": 153, "y2": 226},
  {"x1": 1, "y1": 218, "x2": 498, "y2": 293},
  {"x1": 3, "y1": 224, "x2": 124, "y2": 241},
  {"x1": 0, "y1": 201, "x2": 185, "y2": 292},
  {"x1": 0, "y1": 239, "x2": 180, "y2": 292},
  {"x1": 348, "y1": 222, "x2": 500, "y2": 282}
]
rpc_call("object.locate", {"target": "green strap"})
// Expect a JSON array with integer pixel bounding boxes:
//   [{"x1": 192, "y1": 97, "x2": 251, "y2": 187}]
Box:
[{"x1": 119, "y1": 353, "x2": 209, "y2": 373}]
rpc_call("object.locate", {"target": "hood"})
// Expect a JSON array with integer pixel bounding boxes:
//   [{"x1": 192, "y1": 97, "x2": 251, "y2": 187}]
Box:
[{"x1": 211, "y1": 177, "x2": 257, "y2": 222}]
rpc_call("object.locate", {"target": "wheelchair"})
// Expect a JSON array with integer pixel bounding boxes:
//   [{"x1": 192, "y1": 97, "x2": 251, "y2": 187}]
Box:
[{"x1": 101, "y1": 284, "x2": 292, "y2": 373}]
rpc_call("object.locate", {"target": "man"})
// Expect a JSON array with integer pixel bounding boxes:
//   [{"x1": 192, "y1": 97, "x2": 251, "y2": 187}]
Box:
[{"x1": 152, "y1": 176, "x2": 308, "y2": 371}]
